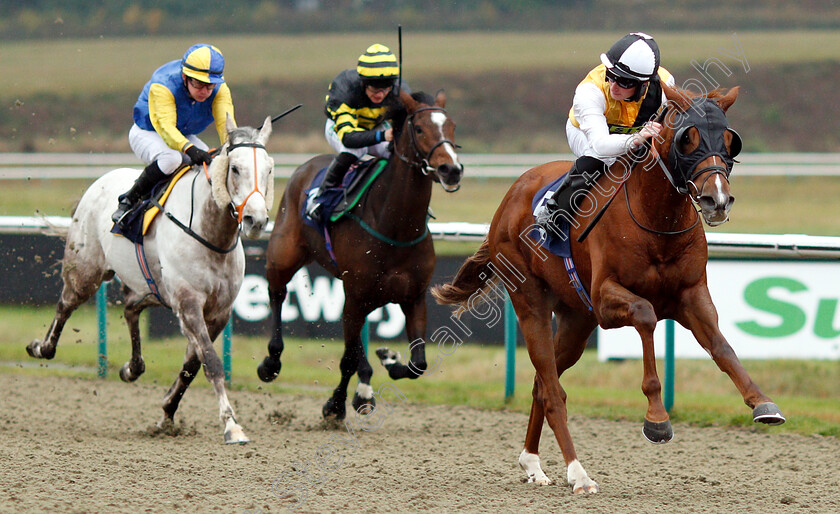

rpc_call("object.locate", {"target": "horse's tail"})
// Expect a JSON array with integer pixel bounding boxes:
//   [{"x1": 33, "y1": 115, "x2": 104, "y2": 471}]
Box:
[{"x1": 431, "y1": 239, "x2": 498, "y2": 311}]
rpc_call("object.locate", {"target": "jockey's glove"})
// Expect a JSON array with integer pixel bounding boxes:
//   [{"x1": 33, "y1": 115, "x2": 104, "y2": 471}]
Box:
[{"x1": 185, "y1": 145, "x2": 213, "y2": 165}]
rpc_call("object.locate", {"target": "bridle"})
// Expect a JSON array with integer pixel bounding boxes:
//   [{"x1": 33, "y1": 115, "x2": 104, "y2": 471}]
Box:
[
  {"x1": 158, "y1": 138, "x2": 268, "y2": 254},
  {"x1": 204, "y1": 139, "x2": 269, "y2": 223},
  {"x1": 579, "y1": 99, "x2": 738, "y2": 240},
  {"x1": 394, "y1": 106, "x2": 464, "y2": 185}
]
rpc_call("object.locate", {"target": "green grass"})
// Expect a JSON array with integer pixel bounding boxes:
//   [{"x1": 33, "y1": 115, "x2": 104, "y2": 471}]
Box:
[
  {"x1": 5, "y1": 31, "x2": 840, "y2": 98},
  {"x1": 3, "y1": 304, "x2": 838, "y2": 438}
]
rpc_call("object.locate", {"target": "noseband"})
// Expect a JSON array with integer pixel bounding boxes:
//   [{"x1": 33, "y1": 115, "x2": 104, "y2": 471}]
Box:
[{"x1": 395, "y1": 106, "x2": 464, "y2": 184}]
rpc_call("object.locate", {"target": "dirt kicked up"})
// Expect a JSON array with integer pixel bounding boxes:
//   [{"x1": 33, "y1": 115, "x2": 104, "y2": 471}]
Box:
[{"x1": 1, "y1": 372, "x2": 838, "y2": 513}]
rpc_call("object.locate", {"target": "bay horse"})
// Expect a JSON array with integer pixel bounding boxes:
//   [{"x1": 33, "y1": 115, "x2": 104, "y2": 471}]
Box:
[
  {"x1": 431, "y1": 84, "x2": 785, "y2": 493},
  {"x1": 27, "y1": 115, "x2": 275, "y2": 444},
  {"x1": 257, "y1": 90, "x2": 463, "y2": 420}
]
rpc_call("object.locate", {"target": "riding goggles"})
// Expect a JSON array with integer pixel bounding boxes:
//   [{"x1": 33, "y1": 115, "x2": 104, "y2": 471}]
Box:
[
  {"x1": 188, "y1": 77, "x2": 216, "y2": 91},
  {"x1": 605, "y1": 70, "x2": 641, "y2": 90}
]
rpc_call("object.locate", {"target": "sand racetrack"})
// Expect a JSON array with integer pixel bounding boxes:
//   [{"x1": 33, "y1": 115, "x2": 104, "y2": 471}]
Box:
[{"x1": 1, "y1": 372, "x2": 838, "y2": 513}]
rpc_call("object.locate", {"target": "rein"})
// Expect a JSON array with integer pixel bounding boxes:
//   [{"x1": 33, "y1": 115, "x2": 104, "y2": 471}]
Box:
[
  {"x1": 156, "y1": 139, "x2": 268, "y2": 254},
  {"x1": 149, "y1": 172, "x2": 239, "y2": 254}
]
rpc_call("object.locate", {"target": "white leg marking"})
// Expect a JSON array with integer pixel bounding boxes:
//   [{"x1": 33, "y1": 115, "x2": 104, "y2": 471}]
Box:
[
  {"x1": 518, "y1": 449, "x2": 551, "y2": 485},
  {"x1": 567, "y1": 459, "x2": 599, "y2": 494},
  {"x1": 355, "y1": 382, "x2": 374, "y2": 400}
]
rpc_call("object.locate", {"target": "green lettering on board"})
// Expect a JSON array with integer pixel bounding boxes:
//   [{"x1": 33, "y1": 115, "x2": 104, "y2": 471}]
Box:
[{"x1": 736, "y1": 277, "x2": 807, "y2": 338}]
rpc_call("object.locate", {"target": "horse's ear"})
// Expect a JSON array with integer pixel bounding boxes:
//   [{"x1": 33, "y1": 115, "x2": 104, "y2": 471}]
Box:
[
  {"x1": 435, "y1": 89, "x2": 447, "y2": 108},
  {"x1": 662, "y1": 82, "x2": 691, "y2": 112},
  {"x1": 225, "y1": 113, "x2": 237, "y2": 134},
  {"x1": 258, "y1": 115, "x2": 272, "y2": 146},
  {"x1": 400, "y1": 90, "x2": 418, "y2": 113},
  {"x1": 716, "y1": 86, "x2": 740, "y2": 113}
]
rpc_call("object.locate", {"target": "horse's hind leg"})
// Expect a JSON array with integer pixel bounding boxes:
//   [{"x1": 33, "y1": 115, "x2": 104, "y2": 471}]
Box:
[
  {"x1": 160, "y1": 342, "x2": 201, "y2": 430},
  {"x1": 677, "y1": 284, "x2": 785, "y2": 425},
  {"x1": 118, "y1": 287, "x2": 149, "y2": 382},
  {"x1": 376, "y1": 293, "x2": 427, "y2": 380},
  {"x1": 520, "y1": 312, "x2": 596, "y2": 490},
  {"x1": 27, "y1": 255, "x2": 110, "y2": 360}
]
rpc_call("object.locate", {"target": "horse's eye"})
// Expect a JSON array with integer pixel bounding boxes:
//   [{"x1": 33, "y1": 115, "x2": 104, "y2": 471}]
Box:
[
  {"x1": 230, "y1": 166, "x2": 240, "y2": 176},
  {"x1": 415, "y1": 126, "x2": 423, "y2": 135}
]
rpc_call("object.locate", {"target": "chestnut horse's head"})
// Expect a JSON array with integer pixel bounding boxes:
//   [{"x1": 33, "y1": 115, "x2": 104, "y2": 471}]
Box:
[
  {"x1": 396, "y1": 89, "x2": 464, "y2": 192},
  {"x1": 657, "y1": 84, "x2": 742, "y2": 226}
]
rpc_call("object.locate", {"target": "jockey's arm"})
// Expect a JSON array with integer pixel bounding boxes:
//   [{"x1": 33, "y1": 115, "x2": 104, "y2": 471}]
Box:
[
  {"x1": 211, "y1": 83, "x2": 235, "y2": 145},
  {"x1": 147, "y1": 83, "x2": 191, "y2": 152},
  {"x1": 573, "y1": 84, "x2": 637, "y2": 158},
  {"x1": 330, "y1": 105, "x2": 386, "y2": 149}
]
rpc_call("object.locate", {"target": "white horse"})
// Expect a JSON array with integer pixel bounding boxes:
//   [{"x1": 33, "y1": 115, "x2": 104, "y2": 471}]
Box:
[{"x1": 27, "y1": 115, "x2": 275, "y2": 444}]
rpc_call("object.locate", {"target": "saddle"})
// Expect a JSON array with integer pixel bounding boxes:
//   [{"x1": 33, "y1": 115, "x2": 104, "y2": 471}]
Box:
[
  {"x1": 110, "y1": 165, "x2": 192, "y2": 244},
  {"x1": 303, "y1": 157, "x2": 388, "y2": 230}
]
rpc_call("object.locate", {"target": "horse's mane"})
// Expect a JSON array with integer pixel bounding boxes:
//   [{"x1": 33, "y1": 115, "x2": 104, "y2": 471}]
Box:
[{"x1": 389, "y1": 91, "x2": 436, "y2": 140}]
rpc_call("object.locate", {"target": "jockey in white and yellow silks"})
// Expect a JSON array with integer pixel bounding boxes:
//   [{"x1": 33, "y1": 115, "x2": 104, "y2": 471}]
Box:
[
  {"x1": 112, "y1": 43, "x2": 235, "y2": 228},
  {"x1": 566, "y1": 33, "x2": 675, "y2": 164},
  {"x1": 306, "y1": 43, "x2": 410, "y2": 223},
  {"x1": 539, "y1": 32, "x2": 675, "y2": 234}
]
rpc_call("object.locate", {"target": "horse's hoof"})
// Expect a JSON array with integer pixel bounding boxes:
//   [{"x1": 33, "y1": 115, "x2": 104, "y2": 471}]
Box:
[
  {"x1": 26, "y1": 340, "x2": 55, "y2": 360},
  {"x1": 224, "y1": 419, "x2": 250, "y2": 445},
  {"x1": 375, "y1": 347, "x2": 401, "y2": 366},
  {"x1": 119, "y1": 360, "x2": 144, "y2": 382},
  {"x1": 352, "y1": 392, "x2": 376, "y2": 415},
  {"x1": 322, "y1": 397, "x2": 346, "y2": 421},
  {"x1": 572, "y1": 479, "x2": 600, "y2": 494},
  {"x1": 257, "y1": 357, "x2": 281, "y2": 383},
  {"x1": 642, "y1": 419, "x2": 674, "y2": 444},
  {"x1": 753, "y1": 402, "x2": 786, "y2": 426}
]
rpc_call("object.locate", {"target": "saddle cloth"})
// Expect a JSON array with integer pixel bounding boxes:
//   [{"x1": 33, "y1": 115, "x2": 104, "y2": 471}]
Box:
[
  {"x1": 302, "y1": 157, "x2": 388, "y2": 231},
  {"x1": 530, "y1": 173, "x2": 573, "y2": 258},
  {"x1": 110, "y1": 165, "x2": 192, "y2": 244}
]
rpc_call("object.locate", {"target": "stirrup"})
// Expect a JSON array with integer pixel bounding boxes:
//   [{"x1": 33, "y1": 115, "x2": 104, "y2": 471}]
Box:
[
  {"x1": 306, "y1": 200, "x2": 323, "y2": 223},
  {"x1": 111, "y1": 200, "x2": 135, "y2": 227}
]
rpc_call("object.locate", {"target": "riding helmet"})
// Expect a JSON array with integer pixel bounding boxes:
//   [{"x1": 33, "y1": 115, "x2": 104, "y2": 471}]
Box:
[
  {"x1": 600, "y1": 32, "x2": 660, "y2": 82},
  {"x1": 357, "y1": 44, "x2": 399, "y2": 89},
  {"x1": 181, "y1": 44, "x2": 226, "y2": 84}
]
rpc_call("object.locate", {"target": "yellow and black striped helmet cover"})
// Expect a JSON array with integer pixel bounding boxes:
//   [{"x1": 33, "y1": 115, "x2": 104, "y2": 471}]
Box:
[{"x1": 356, "y1": 44, "x2": 399, "y2": 80}]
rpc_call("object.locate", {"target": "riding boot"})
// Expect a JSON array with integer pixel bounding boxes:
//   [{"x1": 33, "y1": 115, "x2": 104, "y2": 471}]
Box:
[
  {"x1": 306, "y1": 152, "x2": 357, "y2": 223},
  {"x1": 540, "y1": 156, "x2": 607, "y2": 236},
  {"x1": 111, "y1": 161, "x2": 168, "y2": 227}
]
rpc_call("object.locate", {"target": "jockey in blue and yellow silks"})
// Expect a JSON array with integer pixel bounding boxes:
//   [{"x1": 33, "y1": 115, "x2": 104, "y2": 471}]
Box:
[
  {"x1": 305, "y1": 43, "x2": 410, "y2": 223},
  {"x1": 112, "y1": 43, "x2": 235, "y2": 228}
]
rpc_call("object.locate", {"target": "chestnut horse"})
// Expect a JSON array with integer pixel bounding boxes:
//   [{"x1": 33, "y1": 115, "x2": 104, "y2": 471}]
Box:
[
  {"x1": 431, "y1": 84, "x2": 785, "y2": 493},
  {"x1": 258, "y1": 90, "x2": 463, "y2": 419}
]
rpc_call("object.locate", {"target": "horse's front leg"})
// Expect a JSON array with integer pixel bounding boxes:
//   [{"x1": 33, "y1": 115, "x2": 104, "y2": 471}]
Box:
[
  {"x1": 677, "y1": 284, "x2": 785, "y2": 425},
  {"x1": 597, "y1": 279, "x2": 672, "y2": 443},
  {"x1": 172, "y1": 301, "x2": 249, "y2": 444},
  {"x1": 257, "y1": 285, "x2": 288, "y2": 382},
  {"x1": 323, "y1": 301, "x2": 371, "y2": 421},
  {"x1": 375, "y1": 294, "x2": 427, "y2": 380}
]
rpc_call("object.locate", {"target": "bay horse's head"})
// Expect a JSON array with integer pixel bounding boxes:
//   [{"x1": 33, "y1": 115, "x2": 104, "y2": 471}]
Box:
[
  {"x1": 656, "y1": 84, "x2": 742, "y2": 226},
  {"x1": 394, "y1": 89, "x2": 464, "y2": 192},
  {"x1": 209, "y1": 114, "x2": 275, "y2": 238}
]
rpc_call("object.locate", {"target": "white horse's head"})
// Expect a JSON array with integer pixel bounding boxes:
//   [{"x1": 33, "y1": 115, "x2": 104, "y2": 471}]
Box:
[{"x1": 209, "y1": 115, "x2": 274, "y2": 239}]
